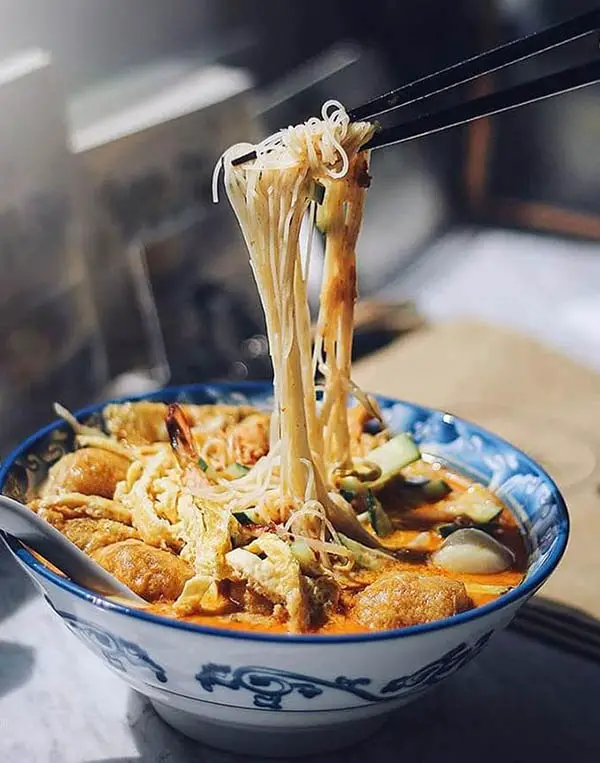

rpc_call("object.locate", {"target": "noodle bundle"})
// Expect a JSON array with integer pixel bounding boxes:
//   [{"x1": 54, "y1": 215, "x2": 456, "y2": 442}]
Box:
[{"x1": 210, "y1": 102, "x2": 376, "y2": 538}]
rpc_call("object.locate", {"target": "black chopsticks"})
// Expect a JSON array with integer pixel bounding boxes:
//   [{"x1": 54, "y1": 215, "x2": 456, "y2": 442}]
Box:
[
  {"x1": 363, "y1": 59, "x2": 600, "y2": 152},
  {"x1": 349, "y1": 8, "x2": 599, "y2": 122},
  {"x1": 230, "y1": 9, "x2": 600, "y2": 167}
]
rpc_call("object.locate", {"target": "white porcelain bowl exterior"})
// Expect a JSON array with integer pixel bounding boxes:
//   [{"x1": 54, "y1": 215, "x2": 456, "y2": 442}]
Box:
[{"x1": 0, "y1": 383, "x2": 568, "y2": 757}]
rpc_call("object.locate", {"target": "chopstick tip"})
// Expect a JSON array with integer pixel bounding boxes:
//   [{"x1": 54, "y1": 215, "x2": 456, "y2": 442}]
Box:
[{"x1": 231, "y1": 150, "x2": 257, "y2": 167}]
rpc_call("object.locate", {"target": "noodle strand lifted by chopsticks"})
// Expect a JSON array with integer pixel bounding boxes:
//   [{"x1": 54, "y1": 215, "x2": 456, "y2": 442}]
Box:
[
  {"x1": 212, "y1": 101, "x2": 376, "y2": 547},
  {"x1": 215, "y1": 101, "x2": 373, "y2": 532}
]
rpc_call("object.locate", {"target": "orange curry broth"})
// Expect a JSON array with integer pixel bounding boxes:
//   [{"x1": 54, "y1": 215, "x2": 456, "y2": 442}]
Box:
[
  {"x1": 29, "y1": 463, "x2": 527, "y2": 635},
  {"x1": 145, "y1": 465, "x2": 528, "y2": 635}
]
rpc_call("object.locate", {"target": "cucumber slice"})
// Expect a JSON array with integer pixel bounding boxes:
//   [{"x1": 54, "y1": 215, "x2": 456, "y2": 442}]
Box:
[
  {"x1": 338, "y1": 534, "x2": 392, "y2": 570},
  {"x1": 225, "y1": 462, "x2": 250, "y2": 479},
  {"x1": 339, "y1": 433, "x2": 421, "y2": 493},
  {"x1": 197, "y1": 456, "x2": 219, "y2": 482},
  {"x1": 369, "y1": 433, "x2": 421, "y2": 484},
  {"x1": 438, "y1": 523, "x2": 459, "y2": 538},
  {"x1": 290, "y1": 539, "x2": 320, "y2": 575},
  {"x1": 421, "y1": 479, "x2": 452, "y2": 503},
  {"x1": 438, "y1": 520, "x2": 499, "y2": 538},
  {"x1": 464, "y1": 582, "x2": 512, "y2": 597},
  {"x1": 449, "y1": 484, "x2": 503, "y2": 524},
  {"x1": 311, "y1": 180, "x2": 326, "y2": 205},
  {"x1": 232, "y1": 508, "x2": 262, "y2": 526},
  {"x1": 402, "y1": 476, "x2": 430, "y2": 487},
  {"x1": 366, "y1": 490, "x2": 393, "y2": 536}
]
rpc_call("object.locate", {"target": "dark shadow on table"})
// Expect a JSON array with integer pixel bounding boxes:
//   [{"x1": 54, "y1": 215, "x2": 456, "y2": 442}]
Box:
[
  {"x1": 0, "y1": 640, "x2": 35, "y2": 699},
  {"x1": 0, "y1": 542, "x2": 38, "y2": 623},
  {"x1": 83, "y1": 626, "x2": 600, "y2": 763},
  {"x1": 0, "y1": 543, "x2": 38, "y2": 698}
]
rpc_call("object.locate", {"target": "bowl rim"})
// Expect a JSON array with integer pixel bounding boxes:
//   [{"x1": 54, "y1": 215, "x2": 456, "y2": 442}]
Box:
[{"x1": 0, "y1": 381, "x2": 569, "y2": 644}]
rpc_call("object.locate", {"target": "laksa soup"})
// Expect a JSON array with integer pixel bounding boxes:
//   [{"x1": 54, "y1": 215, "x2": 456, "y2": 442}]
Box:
[{"x1": 25, "y1": 101, "x2": 527, "y2": 634}]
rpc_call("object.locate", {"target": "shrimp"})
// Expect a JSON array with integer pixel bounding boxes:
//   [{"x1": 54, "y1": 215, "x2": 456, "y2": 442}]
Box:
[{"x1": 166, "y1": 404, "x2": 210, "y2": 490}]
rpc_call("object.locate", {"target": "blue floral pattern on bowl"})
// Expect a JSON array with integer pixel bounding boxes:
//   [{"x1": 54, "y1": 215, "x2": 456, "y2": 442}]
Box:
[
  {"x1": 54, "y1": 607, "x2": 167, "y2": 683},
  {"x1": 195, "y1": 630, "x2": 493, "y2": 709},
  {"x1": 45, "y1": 601, "x2": 493, "y2": 709}
]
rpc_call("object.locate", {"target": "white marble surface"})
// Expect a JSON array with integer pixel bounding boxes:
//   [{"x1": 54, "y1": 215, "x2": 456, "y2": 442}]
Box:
[{"x1": 2, "y1": 542, "x2": 600, "y2": 763}]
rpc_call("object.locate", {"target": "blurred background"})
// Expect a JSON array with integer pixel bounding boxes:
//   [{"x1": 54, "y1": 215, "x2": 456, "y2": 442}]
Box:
[{"x1": 0, "y1": 0, "x2": 599, "y2": 455}]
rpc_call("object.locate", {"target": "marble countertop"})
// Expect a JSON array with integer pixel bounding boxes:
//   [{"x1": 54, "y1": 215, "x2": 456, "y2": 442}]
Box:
[{"x1": 2, "y1": 544, "x2": 600, "y2": 763}]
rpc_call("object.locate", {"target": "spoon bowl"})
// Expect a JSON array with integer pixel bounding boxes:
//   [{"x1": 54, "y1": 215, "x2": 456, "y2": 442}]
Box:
[{"x1": 0, "y1": 495, "x2": 145, "y2": 604}]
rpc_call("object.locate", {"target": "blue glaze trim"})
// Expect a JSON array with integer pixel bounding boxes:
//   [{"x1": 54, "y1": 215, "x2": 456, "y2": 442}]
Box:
[{"x1": 0, "y1": 381, "x2": 569, "y2": 645}]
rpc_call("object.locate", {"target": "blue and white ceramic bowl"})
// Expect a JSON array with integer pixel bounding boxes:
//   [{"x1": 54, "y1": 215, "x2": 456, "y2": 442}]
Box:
[{"x1": 0, "y1": 383, "x2": 569, "y2": 757}]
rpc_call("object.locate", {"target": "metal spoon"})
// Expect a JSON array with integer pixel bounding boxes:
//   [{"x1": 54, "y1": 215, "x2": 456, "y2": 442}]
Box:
[{"x1": 0, "y1": 495, "x2": 145, "y2": 604}]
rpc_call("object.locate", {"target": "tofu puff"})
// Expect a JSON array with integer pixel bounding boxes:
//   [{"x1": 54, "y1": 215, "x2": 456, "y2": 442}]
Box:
[
  {"x1": 92, "y1": 540, "x2": 193, "y2": 602},
  {"x1": 352, "y1": 570, "x2": 471, "y2": 630},
  {"x1": 41, "y1": 448, "x2": 130, "y2": 500}
]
